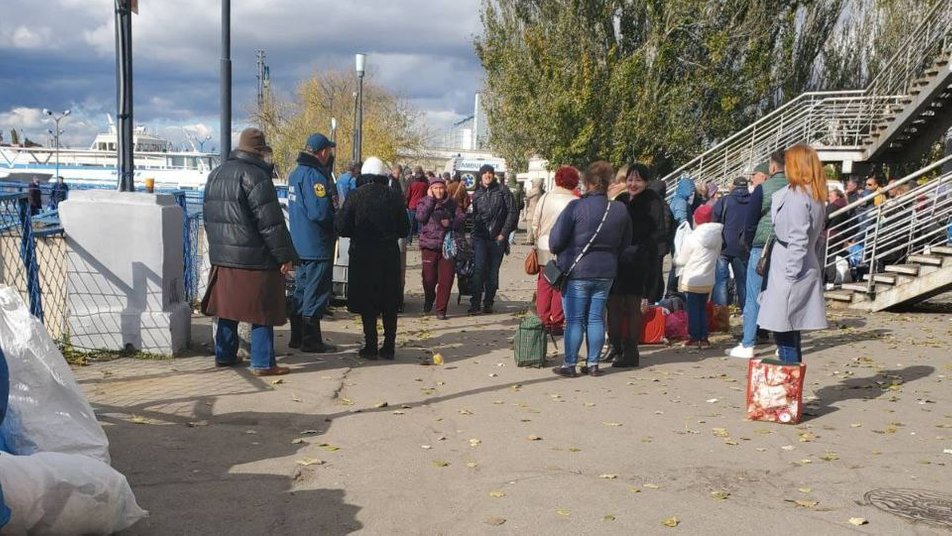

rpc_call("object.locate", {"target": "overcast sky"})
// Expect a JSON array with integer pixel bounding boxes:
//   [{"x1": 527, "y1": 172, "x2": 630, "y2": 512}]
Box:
[{"x1": 0, "y1": 0, "x2": 485, "y2": 151}]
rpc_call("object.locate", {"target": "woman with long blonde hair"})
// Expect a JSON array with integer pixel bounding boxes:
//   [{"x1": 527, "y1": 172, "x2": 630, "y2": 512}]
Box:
[{"x1": 756, "y1": 144, "x2": 828, "y2": 362}]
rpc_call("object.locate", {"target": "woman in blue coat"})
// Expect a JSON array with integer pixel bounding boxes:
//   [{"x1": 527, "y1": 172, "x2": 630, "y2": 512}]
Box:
[{"x1": 757, "y1": 144, "x2": 829, "y2": 362}]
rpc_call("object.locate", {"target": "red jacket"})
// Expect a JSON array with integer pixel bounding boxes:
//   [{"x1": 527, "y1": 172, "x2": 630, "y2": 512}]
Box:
[{"x1": 405, "y1": 177, "x2": 429, "y2": 209}]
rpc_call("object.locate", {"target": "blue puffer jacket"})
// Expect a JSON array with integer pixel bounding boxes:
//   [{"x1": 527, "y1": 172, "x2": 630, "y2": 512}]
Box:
[
  {"x1": 548, "y1": 193, "x2": 632, "y2": 280},
  {"x1": 711, "y1": 185, "x2": 752, "y2": 257},
  {"x1": 669, "y1": 176, "x2": 696, "y2": 226},
  {"x1": 288, "y1": 152, "x2": 336, "y2": 261}
]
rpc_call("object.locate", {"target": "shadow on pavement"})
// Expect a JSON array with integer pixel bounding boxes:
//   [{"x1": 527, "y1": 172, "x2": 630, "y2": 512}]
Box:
[
  {"x1": 103, "y1": 403, "x2": 363, "y2": 536},
  {"x1": 806, "y1": 364, "x2": 935, "y2": 420}
]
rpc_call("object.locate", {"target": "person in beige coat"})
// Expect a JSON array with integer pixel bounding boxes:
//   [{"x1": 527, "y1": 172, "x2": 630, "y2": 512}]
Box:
[
  {"x1": 531, "y1": 166, "x2": 579, "y2": 333},
  {"x1": 524, "y1": 177, "x2": 544, "y2": 244}
]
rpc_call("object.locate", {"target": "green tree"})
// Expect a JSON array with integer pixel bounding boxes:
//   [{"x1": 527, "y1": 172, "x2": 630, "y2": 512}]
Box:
[{"x1": 475, "y1": 0, "x2": 934, "y2": 174}]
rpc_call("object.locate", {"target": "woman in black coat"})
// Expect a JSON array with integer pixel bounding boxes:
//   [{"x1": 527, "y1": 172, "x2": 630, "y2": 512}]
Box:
[
  {"x1": 606, "y1": 163, "x2": 668, "y2": 368},
  {"x1": 335, "y1": 157, "x2": 410, "y2": 360}
]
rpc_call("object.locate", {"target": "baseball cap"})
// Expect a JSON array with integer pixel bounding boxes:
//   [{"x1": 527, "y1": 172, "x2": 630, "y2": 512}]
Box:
[
  {"x1": 305, "y1": 133, "x2": 336, "y2": 152},
  {"x1": 732, "y1": 176, "x2": 749, "y2": 187},
  {"x1": 751, "y1": 162, "x2": 769, "y2": 175}
]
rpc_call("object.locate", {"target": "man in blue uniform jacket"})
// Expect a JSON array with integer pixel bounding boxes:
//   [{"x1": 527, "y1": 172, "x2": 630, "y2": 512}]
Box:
[{"x1": 288, "y1": 133, "x2": 338, "y2": 353}]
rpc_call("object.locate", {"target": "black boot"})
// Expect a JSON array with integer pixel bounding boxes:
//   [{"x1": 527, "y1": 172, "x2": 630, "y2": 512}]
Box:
[
  {"x1": 301, "y1": 317, "x2": 338, "y2": 353},
  {"x1": 380, "y1": 311, "x2": 397, "y2": 360},
  {"x1": 288, "y1": 314, "x2": 302, "y2": 349},
  {"x1": 601, "y1": 337, "x2": 623, "y2": 363},
  {"x1": 612, "y1": 340, "x2": 640, "y2": 368},
  {"x1": 359, "y1": 313, "x2": 378, "y2": 359}
]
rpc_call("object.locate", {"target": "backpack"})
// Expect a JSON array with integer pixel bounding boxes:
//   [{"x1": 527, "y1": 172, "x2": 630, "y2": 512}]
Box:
[{"x1": 514, "y1": 313, "x2": 547, "y2": 367}]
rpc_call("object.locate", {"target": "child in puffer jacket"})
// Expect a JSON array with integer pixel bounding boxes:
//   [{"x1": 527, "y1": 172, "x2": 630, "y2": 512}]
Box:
[{"x1": 674, "y1": 204, "x2": 723, "y2": 349}]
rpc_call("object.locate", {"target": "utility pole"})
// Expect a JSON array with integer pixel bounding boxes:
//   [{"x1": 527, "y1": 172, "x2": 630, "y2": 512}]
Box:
[
  {"x1": 354, "y1": 53, "x2": 366, "y2": 163},
  {"x1": 220, "y1": 0, "x2": 232, "y2": 160},
  {"x1": 114, "y1": 0, "x2": 135, "y2": 191}
]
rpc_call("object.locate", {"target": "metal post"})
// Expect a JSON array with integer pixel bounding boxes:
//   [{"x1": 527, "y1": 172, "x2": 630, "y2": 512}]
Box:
[
  {"x1": 351, "y1": 92, "x2": 358, "y2": 162},
  {"x1": 866, "y1": 204, "x2": 884, "y2": 295},
  {"x1": 220, "y1": 0, "x2": 232, "y2": 160},
  {"x1": 356, "y1": 75, "x2": 364, "y2": 162},
  {"x1": 16, "y1": 197, "x2": 43, "y2": 321},
  {"x1": 115, "y1": 0, "x2": 135, "y2": 191}
]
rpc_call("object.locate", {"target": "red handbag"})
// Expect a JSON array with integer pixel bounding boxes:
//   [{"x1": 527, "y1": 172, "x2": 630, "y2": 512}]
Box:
[{"x1": 746, "y1": 359, "x2": 806, "y2": 424}]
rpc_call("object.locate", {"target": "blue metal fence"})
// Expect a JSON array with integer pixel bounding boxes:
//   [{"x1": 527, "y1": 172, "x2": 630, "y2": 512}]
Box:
[{"x1": 0, "y1": 193, "x2": 44, "y2": 321}]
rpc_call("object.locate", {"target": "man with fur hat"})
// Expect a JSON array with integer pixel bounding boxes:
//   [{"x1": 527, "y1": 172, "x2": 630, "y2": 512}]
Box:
[
  {"x1": 335, "y1": 157, "x2": 410, "y2": 360},
  {"x1": 288, "y1": 133, "x2": 338, "y2": 354},
  {"x1": 202, "y1": 128, "x2": 298, "y2": 376}
]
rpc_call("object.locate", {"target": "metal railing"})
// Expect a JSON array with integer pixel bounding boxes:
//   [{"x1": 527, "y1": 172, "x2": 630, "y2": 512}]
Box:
[
  {"x1": 0, "y1": 193, "x2": 69, "y2": 343},
  {"x1": 660, "y1": 0, "x2": 952, "y2": 196},
  {"x1": 824, "y1": 154, "x2": 952, "y2": 294}
]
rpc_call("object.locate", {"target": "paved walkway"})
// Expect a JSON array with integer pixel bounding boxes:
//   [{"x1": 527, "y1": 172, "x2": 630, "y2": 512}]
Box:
[{"x1": 73, "y1": 244, "x2": 952, "y2": 535}]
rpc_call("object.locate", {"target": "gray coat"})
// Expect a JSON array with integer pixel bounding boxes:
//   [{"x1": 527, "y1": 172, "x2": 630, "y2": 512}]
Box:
[{"x1": 757, "y1": 186, "x2": 828, "y2": 333}]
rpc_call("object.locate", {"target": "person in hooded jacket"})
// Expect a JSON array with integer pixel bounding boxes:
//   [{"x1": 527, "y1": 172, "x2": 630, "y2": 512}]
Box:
[
  {"x1": 666, "y1": 175, "x2": 696, "y2": 297},
  {"x1": 202, "y1": 128, "x2": 298, "y2": 376},
  {"x1": 468, "y1": 164, "x2": 519, "y2": 314},
  {"x1": 336, "y1": 157, "x2": 411, "y2": 360},
  {"x1": 288, "y1": 133, "x2": 338, "y2": 354},
  {"x1": 711, "y1": 176, "x2": 752, "y2": 306},
  {"x1": 674, "y1": 204, "x2": 723, "y2": 349},
  {"x1": 605, "y1": 163, "x2": 667, "y2": 368},
  {"x1": 416, "y1": 174, "x2": 465, "y2": 319}
]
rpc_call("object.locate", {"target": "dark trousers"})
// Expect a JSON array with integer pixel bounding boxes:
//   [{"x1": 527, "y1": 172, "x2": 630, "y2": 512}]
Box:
[
  {"x1": 685, "y1": 291, "x2": 709, "y2": 341},
  {"x1": 774, "y1": 331, "x2": 803, "y2": 363},
  {"x1": 406, "y1": 210, "x2": 418, "y2": 242},
  {"x1": 713, "y1": 253, "x2": 749, "y2": 306},
  {"x1": 470, "y1": 237, "x2": 506, "y2": 308},
  {"x1": 421, "y1": 249, "x2": 455, "y2": 314},
  {"x1": 294, "y1": 259, "x2": 332, "y2": 318},
  {"x1": 360, "y1": 311, "x2": 397, "y2": 349}
]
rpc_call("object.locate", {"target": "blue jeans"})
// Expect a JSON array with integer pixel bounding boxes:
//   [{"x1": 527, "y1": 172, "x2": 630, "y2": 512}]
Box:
[
  {"x1": 561, "y1": 278, "x2": 612, "y2": 367},
  {"x1": 470, "y1": 237, "x2": 506, "y2": 308},
  {"x1": 685, "y1": 291, "x2": 709, "y2": 341},
  {"x1": 774, "y1": 331, "x2": 802, "y2": 363},
  {"x1": 713, "y1": 253, "x2": 749, "y2": 306},
  {"x1": 407, "y1": 209, "x2": 418, "y2": 241},
  {"x1": 294, "y1": 259, "x2": 332, "y2": 318},
  {"x1": 215, "y1": 319, "x2": 276, "y2": 370},
  {"x1": 741, "y1": 246, "x2": 764, "y2": 347}
]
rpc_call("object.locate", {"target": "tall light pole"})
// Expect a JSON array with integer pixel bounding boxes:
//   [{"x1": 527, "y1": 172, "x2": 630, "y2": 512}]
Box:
[
  {"x1": 220, "y1": 0, "x2": 232, "y2": 160},
  {"x1": 43, "y1": 108, "x2": 70, "y2": 179},
  {"x1": 355, "y1": 53, "x2": 366, "y2": 163},
  {"x1": 114, "y1": 0, "x2": 135, "y2": 191},
  {"x1": 351, "y1": 91, "x2": 358, "y2": 163}
]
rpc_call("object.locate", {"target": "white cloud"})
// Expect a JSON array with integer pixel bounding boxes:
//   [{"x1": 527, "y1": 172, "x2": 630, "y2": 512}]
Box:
[
  {"x1": 0, "y1": 25, "x2": 54, "y2": 49},
  {"x1": 0, "y1": 107, "x2": 47, "y2": 129}
]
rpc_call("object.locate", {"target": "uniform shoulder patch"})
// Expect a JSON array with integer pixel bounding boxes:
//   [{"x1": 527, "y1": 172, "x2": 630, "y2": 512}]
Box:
[{"x1": 314, "y1": 183, "x2": 326, "y2": 198}]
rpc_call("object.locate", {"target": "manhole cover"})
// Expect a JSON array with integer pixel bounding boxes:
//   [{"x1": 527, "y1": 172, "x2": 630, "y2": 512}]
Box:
[{"x1": 865, "y1": 488, "x2": 952, "y2": 529}]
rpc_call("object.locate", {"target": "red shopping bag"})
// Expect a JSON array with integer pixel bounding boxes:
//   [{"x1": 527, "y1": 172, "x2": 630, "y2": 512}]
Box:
[
  {"x1": 745, "y1": 359, "x2": 806, "y2": 424},
  {"x1": 640, "y1": 306, "x2": 666, "y2": 344},
  {"x1": 707, "y1": 302, "x2": 730, "y2": 333}
]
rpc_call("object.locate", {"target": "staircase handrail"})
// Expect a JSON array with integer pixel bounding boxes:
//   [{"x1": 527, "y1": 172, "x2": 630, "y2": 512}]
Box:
[
  {"x1": 866, "y1": 0, "x2": 952, "y2": 98},
  {"x1": 659, "y1": 91, "x2": 865, "y2": 184}
]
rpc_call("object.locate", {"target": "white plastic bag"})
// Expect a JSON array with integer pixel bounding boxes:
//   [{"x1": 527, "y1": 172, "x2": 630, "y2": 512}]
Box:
[
  {"x1": 0, "y1": 286, "x2": 110, "y2": 463},
  {"x1": 0, "y1": 451, "x2": 146, "y2": 535}
]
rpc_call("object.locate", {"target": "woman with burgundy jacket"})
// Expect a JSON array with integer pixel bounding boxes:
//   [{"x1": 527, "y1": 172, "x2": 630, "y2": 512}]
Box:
[{"x1": 416, "y1": 175, "x2": 466, "y2": 319}]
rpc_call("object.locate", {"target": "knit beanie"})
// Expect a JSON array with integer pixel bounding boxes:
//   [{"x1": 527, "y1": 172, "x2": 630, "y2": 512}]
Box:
[{"x1": 694, "y1": 204, "x2": 713, "y2": 225}]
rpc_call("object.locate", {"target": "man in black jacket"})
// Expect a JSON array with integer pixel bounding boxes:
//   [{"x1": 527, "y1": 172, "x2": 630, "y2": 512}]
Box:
[
  {"x1": 468, "y1": 164, "x2": 518, "y2": 314},
  {"x1": 202, "y1": 128, "x2": 298, "y2": 376}
]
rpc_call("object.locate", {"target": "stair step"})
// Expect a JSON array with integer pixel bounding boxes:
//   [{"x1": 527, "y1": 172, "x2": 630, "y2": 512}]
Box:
[
  {"x1": 862, "y1": 273, "x2": 898, "y2": 285},
  {"x1": 908, "y1": 254, "x2": 944, "y2": 266},
  {"x1": 841, "y1": 282, "x2": 872, "y2": 293},
  {"x1": 826, "y1": 290, "x2": 854, "y2": 303},
  {"x1": 885, "y1": 264, "x2": 920, "y2": 276},
  {"x1": 929, "y1": 245, "x2": 952, "y2": 256}
]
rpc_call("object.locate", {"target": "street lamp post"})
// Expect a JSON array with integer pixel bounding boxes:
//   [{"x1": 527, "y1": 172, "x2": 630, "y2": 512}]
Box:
[
  {"x1": 351, "y1": 91, "x2": 358, "y2": 163},
  {"x1": 354, "y1": 53, "x2": 366, "y2": 163},
  {"x1": 43, "y1": 108, "x2": 70, "y2": 179}
]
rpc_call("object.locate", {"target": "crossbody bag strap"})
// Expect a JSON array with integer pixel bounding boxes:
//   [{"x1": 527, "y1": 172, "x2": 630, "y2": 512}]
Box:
[{"x1": 565, "y1": 199, "x2": 612, "y2": 277}]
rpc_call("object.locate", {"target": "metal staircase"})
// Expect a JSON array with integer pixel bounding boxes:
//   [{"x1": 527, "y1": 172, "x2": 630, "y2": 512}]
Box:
[
  {"x1": 823, "y1": 155, "x2": 952, "y2": 311},
  {"x1": 659, "y1": 0, "x2": 952, "y2": 196}
]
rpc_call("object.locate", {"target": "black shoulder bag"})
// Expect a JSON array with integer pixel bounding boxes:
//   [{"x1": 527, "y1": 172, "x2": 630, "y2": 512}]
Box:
[{"x1": 542, "y1": 200, "x2": 612, "y2": 291}]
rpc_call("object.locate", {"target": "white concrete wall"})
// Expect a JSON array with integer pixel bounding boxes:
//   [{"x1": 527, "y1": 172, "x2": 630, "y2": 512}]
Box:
[{"x1": 59, "y1": 190, "x2": 191, "y2": 355}]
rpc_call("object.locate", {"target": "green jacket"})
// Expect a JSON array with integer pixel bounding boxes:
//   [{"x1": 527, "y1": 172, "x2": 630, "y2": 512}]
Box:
[{"x1": 753, "y1": 171, "x2": 787, "y2": 247}]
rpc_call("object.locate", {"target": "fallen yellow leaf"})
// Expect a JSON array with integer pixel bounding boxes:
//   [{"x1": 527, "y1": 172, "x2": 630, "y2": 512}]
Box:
[
  {"x1": 489, "y1": 490, "x2": 506, "y2": 498},
  {"x1": 296, "y1": 457, "x2": 324, "y2": 466},
  {"x1": 662, "y1": 516, "x2": 679, "y2": 528},
  {"x1": 599, "y1": 474, "x2": 618, "y2": 480},
  {"x1": 556, "y1": 508, "x2": 571, "y2": 517},
  {"x1": 848, "y1": 517, "x2": 868, "y2": 526}
]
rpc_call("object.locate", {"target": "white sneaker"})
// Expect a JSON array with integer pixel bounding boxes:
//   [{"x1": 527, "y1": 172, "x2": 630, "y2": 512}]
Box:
[{"x1": 726, "y1": 344, "x2": 754, "y2": 359}]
